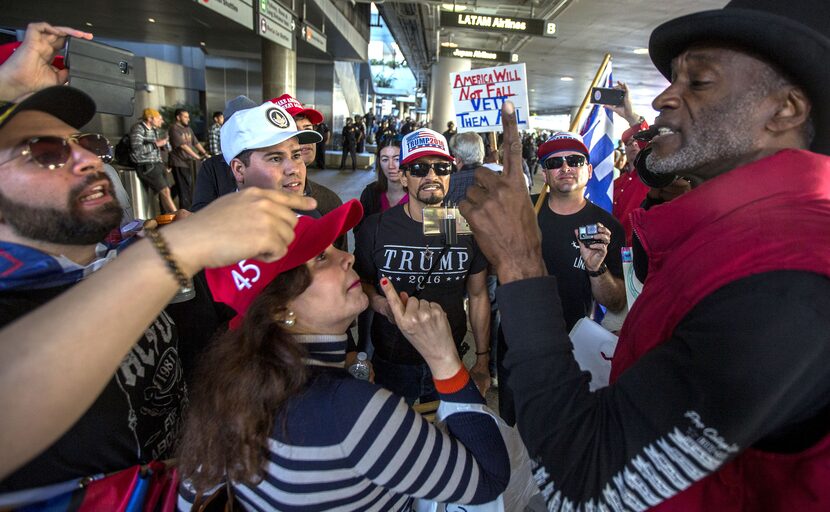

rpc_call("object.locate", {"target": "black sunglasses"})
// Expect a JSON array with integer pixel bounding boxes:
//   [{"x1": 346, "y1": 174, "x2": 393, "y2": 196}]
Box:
[
  {"x1": 8, "y1": 133, "x2": 113, "y2": 170},
  {"x1": 402, "y1": 161, "x2": 454, "y2": 177},
  {"x1": 543, "y1": 154, "x2": 587, "y2": 170}
]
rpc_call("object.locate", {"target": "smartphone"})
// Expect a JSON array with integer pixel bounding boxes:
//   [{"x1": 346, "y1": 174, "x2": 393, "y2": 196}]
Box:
[
  {"x1": 590, "y1": 87, "x2": 625, "y2": 106},
  {"x1": 64, "y1": 37, "x2": 136, "y2": 116}
]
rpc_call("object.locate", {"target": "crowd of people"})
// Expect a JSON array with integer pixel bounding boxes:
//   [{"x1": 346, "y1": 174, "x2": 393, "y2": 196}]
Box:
[{"x1": 0, "y1": 0, "x2": 828, "y2": 510}]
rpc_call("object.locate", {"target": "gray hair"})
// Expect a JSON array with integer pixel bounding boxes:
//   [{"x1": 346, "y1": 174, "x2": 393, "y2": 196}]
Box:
[{"x1": 450, "y1": 132, "x2": 484, "y2": 166}]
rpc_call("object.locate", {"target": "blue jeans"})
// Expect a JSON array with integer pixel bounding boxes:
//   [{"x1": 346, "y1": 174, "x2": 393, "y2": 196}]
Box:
[{"x1": 372, "y1": 354, "x2": 438, "y2": 406}]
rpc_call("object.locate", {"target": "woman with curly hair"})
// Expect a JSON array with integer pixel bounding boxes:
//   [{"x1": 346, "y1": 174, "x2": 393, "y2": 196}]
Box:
[{"x1": 177, "y1": 200, "x2": 508, "y2": 511}]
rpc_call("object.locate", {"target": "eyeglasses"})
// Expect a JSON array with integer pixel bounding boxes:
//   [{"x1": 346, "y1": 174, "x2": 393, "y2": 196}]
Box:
[
  {"x1": 402, "y1": 161, "x2": 454, "y2": 177},
  {"x1": 543, "y1": 154, "x2": 587, "y2": 170},
  {"x1": 5, "y1": 133, "x2": 113, "y2": 170}
]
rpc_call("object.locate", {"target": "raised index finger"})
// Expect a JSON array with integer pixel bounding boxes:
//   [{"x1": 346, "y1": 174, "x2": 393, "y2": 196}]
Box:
[
  {"x1": 380, "y1": 278, "x2": 406, "y2": 321},
  {"x1": 500, "y1": 101, "x2": 525, "y2": 188}
]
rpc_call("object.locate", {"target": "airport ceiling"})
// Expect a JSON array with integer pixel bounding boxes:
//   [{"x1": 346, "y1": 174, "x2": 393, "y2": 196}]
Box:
[
  {"x1": 1, "y1": 0, "x2": 353, "y2": 61},
  {"x1": 378, "y1": 0, "x2": 728, "y2": 118},
  {"x1": 3, "y1": 0, "x2": 727, "y2": 117}
]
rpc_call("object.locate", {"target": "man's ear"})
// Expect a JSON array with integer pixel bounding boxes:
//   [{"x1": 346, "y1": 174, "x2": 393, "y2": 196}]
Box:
[
  {"x1": 766, "y1": 86, "x2": 812, "y2": 139},
  {"x1": 229, "y1": 159, "x2": 245, "y2": 185},
  {"x1": 587, "y1": 163, "x2": 594, "y2": 180},
  {"x1": 399, "y1": 170, "x2": 409, "y2": 190}
]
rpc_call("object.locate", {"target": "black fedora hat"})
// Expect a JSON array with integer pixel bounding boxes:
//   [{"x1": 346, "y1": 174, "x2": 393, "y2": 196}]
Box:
[{"x1": 649, "y1": 0, "x2": 830, "y2": 154}]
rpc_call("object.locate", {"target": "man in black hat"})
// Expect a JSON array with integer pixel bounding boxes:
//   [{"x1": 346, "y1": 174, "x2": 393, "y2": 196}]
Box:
[{"x1": 455, "y1": 1, "x2": 830, "y2": 509}]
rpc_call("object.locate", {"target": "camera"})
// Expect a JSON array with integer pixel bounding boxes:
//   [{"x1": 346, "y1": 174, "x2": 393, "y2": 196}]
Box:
[{"x1": 577, "y1": 224, "x2": 607, "y2": 246}]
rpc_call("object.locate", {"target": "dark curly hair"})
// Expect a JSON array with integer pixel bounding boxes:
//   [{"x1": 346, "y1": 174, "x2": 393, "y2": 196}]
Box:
[{"x1": 177, "y1": 265, "x2": 312, "y2": 492}]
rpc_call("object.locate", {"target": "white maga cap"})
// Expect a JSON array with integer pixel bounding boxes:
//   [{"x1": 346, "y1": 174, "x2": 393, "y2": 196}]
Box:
[{"x1": 221, "y1": 102, "x2": 322, "y2": 164}]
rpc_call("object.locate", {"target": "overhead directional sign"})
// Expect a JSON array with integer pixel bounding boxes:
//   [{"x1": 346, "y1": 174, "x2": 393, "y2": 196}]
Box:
[
  {"x1": 440, "y1": 46, "x2": 518, "y2": 63},
  {"x1": 196, "y1": 0, "x2": 253, "y2": 29},
  {"x1": 301, "y1": 23, "x2": 327, "y2": 53},
  {"x1": 258, "y1": 0, "x2": 294, "y2": 50},
  {"x1": 440, "y1": 11, "x2": 555, "y2": 37}
]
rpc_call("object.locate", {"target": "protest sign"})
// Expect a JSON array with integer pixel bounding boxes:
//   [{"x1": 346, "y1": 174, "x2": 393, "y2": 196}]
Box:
[{"x1": 449, "y1": 63, "x2": 529, "y2": 133}]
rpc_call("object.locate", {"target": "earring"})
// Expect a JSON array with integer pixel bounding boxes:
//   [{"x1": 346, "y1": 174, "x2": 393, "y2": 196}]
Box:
[{"x1": 279, "y1": 310, "x2": 296, "y2": 327}]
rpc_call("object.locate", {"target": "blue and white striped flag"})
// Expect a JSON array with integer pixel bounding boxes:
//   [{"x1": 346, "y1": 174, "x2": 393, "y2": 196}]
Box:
[{"x1": 579, "y1": 63, "x2": 615, "y2": 213}]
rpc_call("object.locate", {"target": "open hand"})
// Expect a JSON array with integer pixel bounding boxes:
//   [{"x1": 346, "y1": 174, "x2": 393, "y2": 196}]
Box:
[{"x1": 162, "y1": 187, "x2": 317, "y2": 275}]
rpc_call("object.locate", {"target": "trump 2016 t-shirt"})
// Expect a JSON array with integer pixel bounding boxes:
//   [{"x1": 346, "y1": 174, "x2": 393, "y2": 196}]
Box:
[{"x1": 355, "y1": 204, "x2": 487, "y2": 364}]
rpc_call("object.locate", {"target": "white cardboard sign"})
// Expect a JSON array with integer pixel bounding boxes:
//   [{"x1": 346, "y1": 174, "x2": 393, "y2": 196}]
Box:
[{"x1": 449, "y1": 63, "x2": 529, "y2": 133}]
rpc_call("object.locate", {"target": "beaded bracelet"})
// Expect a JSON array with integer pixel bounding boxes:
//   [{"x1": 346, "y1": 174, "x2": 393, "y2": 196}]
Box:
[{"x1": 145, "y1": 228, "x2": 190, "y2": 289}]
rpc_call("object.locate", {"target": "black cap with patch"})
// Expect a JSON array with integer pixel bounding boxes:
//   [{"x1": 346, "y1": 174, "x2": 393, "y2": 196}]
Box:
[{"x1": 0, "y1": 86, "x2": 96, "y2": 132}]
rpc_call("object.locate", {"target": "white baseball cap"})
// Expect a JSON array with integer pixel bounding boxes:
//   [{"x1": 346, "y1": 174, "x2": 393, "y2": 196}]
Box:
[
  {"x1": 220, "y1": 102, "x2": 323, "y2": 164},
  {"x1": 400, "y1": 128, "x2": 454, "y2": 166}
]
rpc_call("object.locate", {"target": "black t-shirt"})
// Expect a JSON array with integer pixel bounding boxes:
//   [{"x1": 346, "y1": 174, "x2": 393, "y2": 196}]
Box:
[
  {"x1": 354, "y1": 205, "x2": 488, "y2": 364},
  {"x1": 0, "y1": 272, "x2": 227, "y2": 491},
  {"x1": 537, "y1": 200, "x2": 624, "y2": 330}
]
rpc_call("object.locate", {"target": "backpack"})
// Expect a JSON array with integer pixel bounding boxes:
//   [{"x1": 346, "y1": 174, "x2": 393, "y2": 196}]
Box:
[{"x1": 114, "y1": 133, "x2": 135, "y2": 166}]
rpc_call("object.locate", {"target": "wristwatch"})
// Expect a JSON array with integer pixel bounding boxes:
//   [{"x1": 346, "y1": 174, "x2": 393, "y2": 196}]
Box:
[{"x1": 586, "y1": 263, "x2": 608, "y2": 277}]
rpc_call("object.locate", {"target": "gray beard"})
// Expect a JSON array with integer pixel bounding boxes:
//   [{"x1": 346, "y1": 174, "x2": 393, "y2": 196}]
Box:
[{"x1": 647, "y1": 87, "x2": 766, "y2": 176}]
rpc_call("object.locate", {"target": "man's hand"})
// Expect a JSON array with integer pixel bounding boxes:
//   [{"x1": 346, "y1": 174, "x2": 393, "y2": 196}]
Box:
[
  {"x1": 608, "y1": 81, "x2": 641, "y2": 126},
  {"x1": 155, "y1": 138, "x2": 168, "y2": 148},
  {"x1": 380, "y1": 278, "x2": 461, "y2": 380},
  {"x1": 575, "y1": 222, "x2": 611, "y2": 272},
  {"x1": 469, "y1": 358, "x2": 491, "y2": 396},
  {"x1": 459, "y1": 101, "x2": 547, "y2": 284},
  {"x1": 162, "y1": 187, "x2": 317, "y2": 276},
  {"x1": 0, "y1": 22, "x2": 93, "y2": 101}
]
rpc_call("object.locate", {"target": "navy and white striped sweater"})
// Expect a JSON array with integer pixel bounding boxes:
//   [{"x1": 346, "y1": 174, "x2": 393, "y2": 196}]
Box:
[{"x1": 179, "y1": 334, "x2": 509, "y2": 511}]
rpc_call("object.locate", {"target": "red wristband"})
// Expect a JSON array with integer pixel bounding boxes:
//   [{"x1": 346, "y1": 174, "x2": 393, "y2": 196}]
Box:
[{"x1": 433, "y1": 366, "x2": 469, "y2": 394}]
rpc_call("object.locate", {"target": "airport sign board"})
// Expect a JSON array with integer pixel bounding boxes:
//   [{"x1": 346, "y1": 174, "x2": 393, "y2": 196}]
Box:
[
  {"x1": 440, "y1": 46, "x2": 518, "y2": 63},
  {"x1": 440, "y1": 11, "x2": 556, "y2": 37}
]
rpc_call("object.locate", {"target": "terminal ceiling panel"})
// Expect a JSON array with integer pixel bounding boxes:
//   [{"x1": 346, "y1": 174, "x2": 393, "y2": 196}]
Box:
[{"x1": 378, "y1": 0, "x2": 728, "y2": 119}]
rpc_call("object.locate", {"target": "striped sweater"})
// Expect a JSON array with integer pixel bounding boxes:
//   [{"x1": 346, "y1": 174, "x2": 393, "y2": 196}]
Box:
[{"x1": 178, "y1": 334, "x2": 509, "y2": 511}]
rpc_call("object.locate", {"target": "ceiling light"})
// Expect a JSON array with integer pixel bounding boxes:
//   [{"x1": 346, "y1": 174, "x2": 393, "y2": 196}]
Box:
[
  {"x1": 530, "y1": 89, "x2": 536, "y2": 92},
  {"x1": 148, "y1": 18, "x2": 156, "y2": 23},
  {"x1": 442, "y1": 3, "x2": 467, "y2": 11},
  {"x1": 560, "y1": 76, "x2": 573, "y2": 82},
  {"x1": 200, "y1": 41, "x2": 206, "y2": 46},
  {"x1": 633, "y1": 48, "x2": 649, "y2": 55},
  {"x1": 441, "y1": 41, "x2": 458, "y2": 48},
  {"x1": 85, "y1": 22, "x2": 93, "y2": 27}
]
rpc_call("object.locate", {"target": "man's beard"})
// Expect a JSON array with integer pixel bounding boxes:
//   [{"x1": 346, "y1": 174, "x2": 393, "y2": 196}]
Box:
[
  {"x1": 417, "y1": 184, "x2": 445, "y2": 205},
  {"x1": 0, "y1": 174, "x2": 123, "y2": 245},
  {"x1": 647, "y1": 86, "x2": 766, "y2": 175}
]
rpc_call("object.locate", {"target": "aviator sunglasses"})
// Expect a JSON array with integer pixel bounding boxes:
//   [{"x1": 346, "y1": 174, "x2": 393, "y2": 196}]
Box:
[
  {"x1": 402, "y1": 161, "x2": 454, "y2": 177},
  {"x1": 4, "y1": 133, "x2": 113, "y2": 170},
  {"x1": 543, "y1": 154, "x2": 587, "y2": 170}
]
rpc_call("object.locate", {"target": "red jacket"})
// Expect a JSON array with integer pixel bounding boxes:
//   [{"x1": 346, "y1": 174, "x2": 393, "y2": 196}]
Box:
[
  {"x1": 612, "y1": 167, "x2": 649, "y2": 246},
  {"x1": 611, "y1": 149, "x2": 830, "y2": 510}
]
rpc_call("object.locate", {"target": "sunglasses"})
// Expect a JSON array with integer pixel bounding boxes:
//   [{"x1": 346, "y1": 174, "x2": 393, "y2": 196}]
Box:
[
  {"x1": 9, "y1": 133, "x2": 113, "y2": 170},
  {"x1": 543, "y1": 154, "x2": 587, "y2": 170},
  {"x1": 403, "y1": 161, "x2": 454, "y2": 177}
]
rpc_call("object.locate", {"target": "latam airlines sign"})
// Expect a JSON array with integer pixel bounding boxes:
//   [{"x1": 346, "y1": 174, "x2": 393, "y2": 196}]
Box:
[{"x1": 440, "y1": 11, "x2": 556, "y2": 37}]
